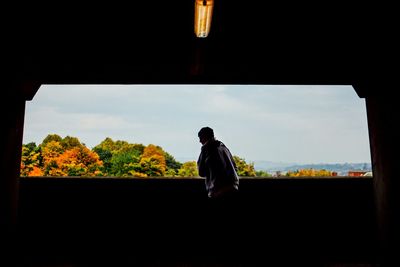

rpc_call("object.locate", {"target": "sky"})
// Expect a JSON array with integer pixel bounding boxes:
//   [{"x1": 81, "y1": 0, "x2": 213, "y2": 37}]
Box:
[{"x1": 23, "y1": 85, "x2": 371, "y2": 164}]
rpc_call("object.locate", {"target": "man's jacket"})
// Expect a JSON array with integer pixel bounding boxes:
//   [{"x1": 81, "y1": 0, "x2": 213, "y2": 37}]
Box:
[{"x1": 197, "y1": 139, "x2": 239, "y2": 198}]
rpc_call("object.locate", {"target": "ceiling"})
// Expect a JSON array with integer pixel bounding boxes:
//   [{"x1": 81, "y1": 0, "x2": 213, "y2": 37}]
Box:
[{"x1": 6, "y1": 1, "x2": 391, "y2": 98}]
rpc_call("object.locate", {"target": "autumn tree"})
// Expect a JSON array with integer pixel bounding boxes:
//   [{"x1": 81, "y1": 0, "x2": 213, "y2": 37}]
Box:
[
  {"x1": 53, "y1": 146, "x2": 103, "y2": 176},
  {"x1": 286, "y1": 168, "x2": 334, "y2": 177},
  {"x1": 233, "y1": 156, "x2": 256, "y2": 177},
  {"x1": 27, "y1": 134, "x2": 104, "y2": 176},
  {"x1": 22, "y1": 134, "x2": 262, "y2": 179},
  {"x1": 178, "y1": 161, "x2": 199, "y2": 177},
  {"x1": 20, "y1": 142, "x2": 43, "y2": 176},
  {"x1": 41, "y1": 140, "x2": 64, "y2": 175},
  {"x1": 139, "y1": 144, "x2": 166, "y2": 176}
]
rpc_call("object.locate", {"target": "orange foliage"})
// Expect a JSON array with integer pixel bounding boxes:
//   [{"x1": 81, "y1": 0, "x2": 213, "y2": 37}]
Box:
[
  {"x1": 20, "y1": 145, "x2": 42, "y2": 176},
  {"x1": 28, "y1": 166, "x2": 44, "y2": 176},
  {"x1": 40, "y1": 142, "x2": 103, "y2": 176},
  {"x1": 52, "y1": 147, "x2": 103, "y2": 176}
]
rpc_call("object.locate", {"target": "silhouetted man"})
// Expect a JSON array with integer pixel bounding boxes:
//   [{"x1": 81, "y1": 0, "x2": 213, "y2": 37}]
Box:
[
  {"x1": 197, "y1": 127, "x2": 239, "y2": 199},
  {"x1": 197, "y1": 127, "x2": 240, "y2": 262}
]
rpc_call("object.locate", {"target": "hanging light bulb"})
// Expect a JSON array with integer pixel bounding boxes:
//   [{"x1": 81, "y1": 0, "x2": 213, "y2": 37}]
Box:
[{"x1": 194, "y1": 0, "x2": 214, "y2": 38}]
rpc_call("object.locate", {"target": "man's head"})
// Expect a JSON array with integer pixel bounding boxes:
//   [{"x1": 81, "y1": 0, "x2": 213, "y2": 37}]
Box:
[{"x1": 198, "y1": 127, "x2": 214, "y2": 145}]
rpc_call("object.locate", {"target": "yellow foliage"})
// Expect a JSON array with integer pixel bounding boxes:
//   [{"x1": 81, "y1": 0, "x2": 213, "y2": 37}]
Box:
[
  {"x1": 139, "y1": 144, "x2": 166, "y2": 176},
  {"x1": 42, "y1": 141, "x2": 63, "y2": 165},
  {"x1": 286, "y1": 168, "x2": 334, "y2": 177}
]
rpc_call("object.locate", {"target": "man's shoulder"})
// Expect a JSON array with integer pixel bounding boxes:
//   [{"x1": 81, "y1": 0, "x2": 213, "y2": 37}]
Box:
[{"x1": 217, "y1": 141, "x2": 230, "y2": 150}]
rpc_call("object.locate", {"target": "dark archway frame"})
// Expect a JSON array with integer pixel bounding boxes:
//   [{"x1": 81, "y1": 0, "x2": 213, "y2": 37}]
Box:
[{"x1": 2, "y1": 1, "x2": 396, "y2": 264}]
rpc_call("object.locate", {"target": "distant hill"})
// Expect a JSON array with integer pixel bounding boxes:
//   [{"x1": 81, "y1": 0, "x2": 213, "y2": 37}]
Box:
[
  {"x1": 176, "y1": 158, "x2": 372, "y2": 176},
  {"x1": 252, "y1": 160, "x2": 298, "y2": 171},
  {"x1": 176, "y1": 157, "x2": 197, "y2": 163},
  {"x1": 253, "y1": 161, "x2": 372, "y2": 176}
]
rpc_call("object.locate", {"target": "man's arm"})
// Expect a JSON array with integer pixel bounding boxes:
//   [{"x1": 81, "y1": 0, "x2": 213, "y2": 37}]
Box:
[{"x1": 197, "y1": 148, "x2": 208, "y2": 177}]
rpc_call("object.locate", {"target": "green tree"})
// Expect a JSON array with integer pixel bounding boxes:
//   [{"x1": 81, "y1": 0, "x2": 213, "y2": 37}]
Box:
[
  {"x1": 165, "y1": 169, "x2": 177, "y2": 177},
  {"x1": 42, "y1": 134, "x2": 63, "y2": 147},
  {"x1": 255, "y1": 170, "x2": 271, "y2": 177},
  {"x1": 93, "y1": 138, "x2": 145, "y2": 176},
  {"x1": 94, "y1": 137, "x2": 139, "y2": 153},
  {"x1": 92, "y1": 147, "x2": 113, "y2": 174},
  {"x1": 110, "y1": 148, "x2": 142, "y2": 176},
  {"x1": 164, "y1": 151, "x2": 182, "y2": 176},
  {"x1": 61, "y1": 136, "x2": 83, "y2": 150}
]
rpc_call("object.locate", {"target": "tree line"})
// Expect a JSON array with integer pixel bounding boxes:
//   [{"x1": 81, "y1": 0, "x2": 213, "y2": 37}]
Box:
[
  {"x1": 20, "y1": 134, "x2": 259, "y2": 178},
  {"x1": 21, "y1": 134, "x2": 336, "y2": 178}
]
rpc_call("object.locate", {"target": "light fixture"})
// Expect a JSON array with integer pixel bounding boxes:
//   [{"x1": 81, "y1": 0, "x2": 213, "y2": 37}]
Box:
[{"x1": 194, "y1": 0, "x2": 214, "y2": 38}]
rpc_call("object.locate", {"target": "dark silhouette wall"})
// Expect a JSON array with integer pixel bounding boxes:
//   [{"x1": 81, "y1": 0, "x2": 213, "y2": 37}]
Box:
[{"x1": 17, "y1": 177, "x2": 376, "y2": 266}]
